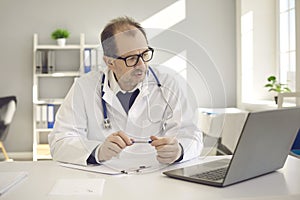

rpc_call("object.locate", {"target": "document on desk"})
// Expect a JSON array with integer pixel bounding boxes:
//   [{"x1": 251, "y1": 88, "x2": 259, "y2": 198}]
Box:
[
  {"x1": 0, "y1": 172, "x2": 28, "y2": 196},
  {"x1": 49, "y1": 178, "x2": 105, "y2": 196},
  {"x1": 60, "y1": 163, "x2": 122, "y2": 175},
  {"x1": 60, "y1": 148, "x2": 166, "y2": 174},
  {"x1": 60, "y1": 155, "x2": 165, "y2": 175}
]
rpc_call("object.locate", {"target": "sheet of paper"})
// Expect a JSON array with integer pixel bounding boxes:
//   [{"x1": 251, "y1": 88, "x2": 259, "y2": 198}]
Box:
[
  {"x1": 0, "y1": 171, "x2": 28, "y2": 196},
  {"x1": 60, "y1": 163, "x2": 122, "y2": 175},
  {"x1": 60, "y1": 148, "x2": 165, "y2": 175},
  {"x1": 49, "y1": 178, "x2": 105, "y2": 196}
]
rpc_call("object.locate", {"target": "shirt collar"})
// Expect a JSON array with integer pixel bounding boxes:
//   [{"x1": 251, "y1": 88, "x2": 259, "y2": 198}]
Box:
[{"x1": 108, "y1": 70, "x2": 142, "y2": 94}]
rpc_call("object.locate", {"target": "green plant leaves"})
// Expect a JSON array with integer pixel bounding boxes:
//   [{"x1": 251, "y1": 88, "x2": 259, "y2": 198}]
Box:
[
  {"x1": 264, "y1": 75, "x2": 291, "y2": 93},
  {"x1": 51, "y1": 29, "x2": 70, "y2": 40},
  {"x1": 267, "y1": 75, "x2": 276, "y2": 82}
]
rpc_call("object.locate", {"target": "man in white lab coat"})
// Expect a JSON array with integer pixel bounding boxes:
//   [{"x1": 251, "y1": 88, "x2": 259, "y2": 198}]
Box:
[{"x1": 48, "y1": 16, "x2": 203, "y2": 167}]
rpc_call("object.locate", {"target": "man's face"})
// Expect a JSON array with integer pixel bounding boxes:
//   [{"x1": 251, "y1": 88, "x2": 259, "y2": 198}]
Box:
[{"x1": 107, "y1": 28, "x2": 149, "y2": 89}]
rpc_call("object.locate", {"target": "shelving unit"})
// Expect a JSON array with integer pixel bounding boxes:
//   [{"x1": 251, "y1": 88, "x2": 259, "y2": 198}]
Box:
[{"x1": 32, "y1": 33, "x2": 99, "y2": 161}]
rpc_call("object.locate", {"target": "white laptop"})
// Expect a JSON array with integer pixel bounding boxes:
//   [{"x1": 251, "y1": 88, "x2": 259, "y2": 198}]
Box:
[{"x1": 163, "y1": 108, "x2": 300, "y2": 187}]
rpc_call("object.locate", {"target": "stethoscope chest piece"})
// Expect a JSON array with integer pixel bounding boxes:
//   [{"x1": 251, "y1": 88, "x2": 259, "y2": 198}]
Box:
[
  {"x1": 162, "y1": 122, "x2": 167, "y2": 131},
  {"x1": 103, "y1": 118, "x2": 111, "y2": 129}
]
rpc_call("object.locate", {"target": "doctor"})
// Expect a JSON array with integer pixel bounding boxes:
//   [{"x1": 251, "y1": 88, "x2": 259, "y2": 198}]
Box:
[{"x1": 48, "y1": 16, "x2": 203, "y2": 166}]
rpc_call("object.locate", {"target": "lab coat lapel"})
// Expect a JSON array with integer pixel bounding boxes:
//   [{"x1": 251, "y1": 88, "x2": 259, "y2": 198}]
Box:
[
  {"x1": 102, "y1": 71, "x2": 127, "y2": 117},
  {"x1": 124, "y1": 78, "x2": 152, "y2": 137},
  {"x1": 139, "y1": 76, "x2": 150, "y2": 97},
  {"x1": 126, "y1": 73, "x2": 151, "y2": 115}
]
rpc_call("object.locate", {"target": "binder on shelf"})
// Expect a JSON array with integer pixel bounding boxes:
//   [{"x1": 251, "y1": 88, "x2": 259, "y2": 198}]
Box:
[
  {"x1": 36, "y1": 105, "x2": 42, "y2": 128},
  {"x1": 91, "y1": 48, "x2": 98, "y2": 72},
  {"x1": 47, "y1": 50, "x2": 55, "y2": 73},
  {"x1": 35, "y1": 51, "x2": 42, "y2": 74},
  {"x1": 84, "y1": 48, "x2": 91, "y2": 73},
  {"x1": 47, "y1": 104, "x2": 55, "y2": 129},
  {"x1": 41, "y1": 105, "x2": 47, "y2": 128},
  {"x1": 41, "y1": 50, "x2": 48, "y2": 74}
]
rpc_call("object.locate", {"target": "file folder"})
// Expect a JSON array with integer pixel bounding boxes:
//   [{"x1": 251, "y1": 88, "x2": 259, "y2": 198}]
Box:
[
  {"x1": 41, "y1": 105, "x2": 47, "y2": 128},
  {"x1": 84, "y1": 49, "x2": 91, "y2": 73},
  {"x1": 47, "y1": 104, "x2": 55, "y2": 128},
  {"x1": 36, "y1": 105, "x2": 41, "y2": 128},
  {"x1": 47, "y1": 50, "x2": 55, "y2": 73}
]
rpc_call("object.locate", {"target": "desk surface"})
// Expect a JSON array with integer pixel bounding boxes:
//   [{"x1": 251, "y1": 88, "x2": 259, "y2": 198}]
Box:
[{"x1": 0, "y1": 156, "x2": 300, "y2": 200}]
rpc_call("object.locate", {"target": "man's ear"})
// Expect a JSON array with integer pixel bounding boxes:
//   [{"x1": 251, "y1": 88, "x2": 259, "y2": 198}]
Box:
[{"x1": 103, "y1": 56, "x2": 114, "y2": 69}]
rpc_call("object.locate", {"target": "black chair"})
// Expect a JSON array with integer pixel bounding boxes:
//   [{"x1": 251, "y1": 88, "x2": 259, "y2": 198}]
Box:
[{"x1": 0, "y1": 96, "x2": 17, "y2": 161}]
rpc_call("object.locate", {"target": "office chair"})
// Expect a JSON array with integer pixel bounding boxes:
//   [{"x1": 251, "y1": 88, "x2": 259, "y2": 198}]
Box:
[
  {"x1": 0, "y1": 96, "x2": 17, "y2": 161},
  {"x1": 277, "y1": 92, "x2": 300, "y2": 157}
]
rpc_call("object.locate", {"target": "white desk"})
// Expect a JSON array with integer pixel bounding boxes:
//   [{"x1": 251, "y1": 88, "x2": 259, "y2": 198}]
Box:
[{"x1": 1, "y1": 156, "x2": 300, "y2": 200}]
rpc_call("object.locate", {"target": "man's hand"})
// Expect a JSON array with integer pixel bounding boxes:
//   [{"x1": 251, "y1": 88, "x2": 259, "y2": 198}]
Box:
[
  {"x1": 98, "y1": 131, "x2": 133, "y2": 162},
  {"x1": 150, "y1": 136, "x2": 182, "y2": 164}
]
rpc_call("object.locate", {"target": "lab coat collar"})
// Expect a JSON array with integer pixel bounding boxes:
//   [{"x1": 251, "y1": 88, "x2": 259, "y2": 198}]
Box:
[
  {"x1": 101, "y1": 68, "x2": 151, "y2": 117},
  {"x1": 102, "y1": 69, "x2": 124, "y2": 115},
  {"x1": 103, "y1": 68, "x2": 150, "y2": 99},
  {"x1": 108, "y1": 70, "x2": 142, "y2": 94}
]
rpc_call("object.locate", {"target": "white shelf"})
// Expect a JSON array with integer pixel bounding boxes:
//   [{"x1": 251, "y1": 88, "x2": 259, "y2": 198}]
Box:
[
  {"x1": 36, "y1": 155, "x2": 52, "y2": 160},
  {"x1": 36, "y1": 128, "x2": 53, "y2": 132},
  {"x1": 32, "y1": 33, "x2": 98, "y2": 161},
  {"x1": 35, "y1": 71, "x2": 80, "y2": 77},
  {"x1": 84, "y1": 44, "x2": 100, "y2": 49},
  {"x1": 36, "y1": 45, "x2": 81, "y2": 50},
  {"x1": 33, "y1": 33, "x2": 80, "y2": 161},
  {"x1": 36, "y1": 144, "x2": 52, "y2": 160},
  {"x1": 33, "y1": 98, "x2": 65, "y2": 105}
]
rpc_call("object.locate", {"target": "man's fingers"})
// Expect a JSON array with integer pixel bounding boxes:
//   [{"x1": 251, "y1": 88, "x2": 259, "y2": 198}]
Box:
[
  {"x1": 150, "y1": 136, "x2": 182, "y2": 164},
  {"x1": 109, "y1": 131, "x2": 133, "y2": 149},
  {"x1": 156, "y1": 144, "x2": 178, "y2": 152},
  {"x1": 150, "y1": 135, "x2": 158, "y2": 141},
  {"x1": 108, "y1": 135, "x2": 127, "y2": 149},
  {"x1": 107, "y1": 142, "x2": 123, "y2": 154},
  {"x1": 99, "y1": 131, "x2": 134, "y2": 161},
  {"x1": 114, "y1": 131, "x2": 133, "y2": 145},
  {"x1": 150, "y1": 136, "x2": 175, "y2": 148},
  {"x1": 99, "y1": 141, "x2": 122, "y2": 161}
]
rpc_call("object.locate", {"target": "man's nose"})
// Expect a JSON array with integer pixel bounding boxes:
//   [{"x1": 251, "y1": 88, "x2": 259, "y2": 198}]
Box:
[{"x1": 134, "y1": 56, "x2": 147, "y2": 69}]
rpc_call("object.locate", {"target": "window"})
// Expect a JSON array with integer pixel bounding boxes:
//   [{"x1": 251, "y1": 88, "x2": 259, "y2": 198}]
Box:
[
  {"x1": 241, "y1": 11, "x2": 253, "y2": 103},
  {"x1": 237, "y1": 0, "x2": 297, "y2": 110},
  {"x1": 279, "y1": 0, "x2": 296, "y2": 91}
]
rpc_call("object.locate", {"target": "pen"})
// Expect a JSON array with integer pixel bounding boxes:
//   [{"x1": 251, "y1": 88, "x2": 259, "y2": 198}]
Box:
[{"x1": 133, "y1": 140, "x2": 152, "y2": 144}]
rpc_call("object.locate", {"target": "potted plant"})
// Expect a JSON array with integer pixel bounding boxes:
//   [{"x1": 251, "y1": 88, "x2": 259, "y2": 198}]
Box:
[
  {"x1": 264, "y1": 75, "x2": 291, "y2": 104},
  {"x1": 51, "y1": 29, "x2": 70, "y2": 46}
]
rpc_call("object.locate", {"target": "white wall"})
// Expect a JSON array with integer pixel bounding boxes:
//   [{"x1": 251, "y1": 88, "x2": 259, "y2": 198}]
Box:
[
  {"x1": 236, "y1": 0, "x2": 279, "y2": 110},
  {"x1": 239, "y1": 0, "x2": 277, "y2": 102},
  {"x1": 297, "y1": 0, "x2": 300, "y2": 94},
  {"x1": 0, "y1": 0, "x2": 236, "y2": 154}
]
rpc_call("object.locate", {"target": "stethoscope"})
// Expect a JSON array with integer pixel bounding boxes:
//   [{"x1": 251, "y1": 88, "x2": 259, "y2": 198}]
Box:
[{"x1": 101, "y1": 67, "x2": 173, "y2": 131}]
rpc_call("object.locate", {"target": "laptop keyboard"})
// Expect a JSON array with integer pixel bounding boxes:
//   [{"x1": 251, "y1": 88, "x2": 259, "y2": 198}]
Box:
[{"x1": 193, "y1": 167, "x2": 227, "y2": 181}]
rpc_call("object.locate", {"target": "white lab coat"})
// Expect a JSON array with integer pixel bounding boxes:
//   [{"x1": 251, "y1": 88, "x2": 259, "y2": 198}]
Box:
[{"x1": 48, "y1": 67, "x2": 203, "y2": 166}]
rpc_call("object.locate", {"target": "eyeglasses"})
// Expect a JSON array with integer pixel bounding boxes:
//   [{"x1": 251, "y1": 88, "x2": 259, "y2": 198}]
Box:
[{"x1": 114, "y1": 47, "x2": 154, "y2": 67}]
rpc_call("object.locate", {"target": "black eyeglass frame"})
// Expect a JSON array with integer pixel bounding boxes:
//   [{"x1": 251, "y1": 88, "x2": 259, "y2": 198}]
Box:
[{"x1": 113, "y1": 47, "x2": 154, "y2": 67}]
